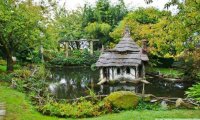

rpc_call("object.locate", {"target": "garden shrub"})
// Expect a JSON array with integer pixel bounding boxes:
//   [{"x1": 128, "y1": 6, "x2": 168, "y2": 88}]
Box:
[
  {"x1": 0, "y1": 73, "x2": 13, "y2": 82},
  {"x1": 40, "y1": 100, "x2": 104, "y2": 118},
  {"x1": 186, "y1": 83, "x2": 200, "y2": 103},
  {"x1": 136, "y1": 100, "x2": 161, "y2": 110},
  {"x1": 48, "y1": 50, "x2": 100, "y2": 66},
  {"x1": 13, "y1": 69, "x2": 31, "y2": 79},
  {"x1": 177, "y1": 49, "x2": 200, "y2": 81}
]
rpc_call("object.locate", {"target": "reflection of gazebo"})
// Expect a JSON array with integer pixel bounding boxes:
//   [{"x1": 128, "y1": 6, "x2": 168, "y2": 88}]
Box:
[
  {"x1": 58, "y1": 39, "x2": 99, "y2": 57},
  {"x1": 96, "y1": 27, "x2": 149, "y2": 83}
]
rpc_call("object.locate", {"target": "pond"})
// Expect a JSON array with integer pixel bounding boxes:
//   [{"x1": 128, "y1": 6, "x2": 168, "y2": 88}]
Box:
[{"x1": 49, "y1": 67, "x2": 192, "y2": 100}]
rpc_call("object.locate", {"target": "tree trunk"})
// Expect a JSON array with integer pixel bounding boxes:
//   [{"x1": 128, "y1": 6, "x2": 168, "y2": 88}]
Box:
[{"x1": 6, "y1": 55, "x2": 14, "y2": 72}]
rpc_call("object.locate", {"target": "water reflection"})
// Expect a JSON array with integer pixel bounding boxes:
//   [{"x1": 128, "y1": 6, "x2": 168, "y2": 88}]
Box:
[{"x1": 48, "y1": 67, "x2": 192, "y2": 99}]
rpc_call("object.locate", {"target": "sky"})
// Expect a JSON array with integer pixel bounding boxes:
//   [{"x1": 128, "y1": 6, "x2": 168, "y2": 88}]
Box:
[{"x1": 57, "y1": 0, "x2": 178, "y2": 12}]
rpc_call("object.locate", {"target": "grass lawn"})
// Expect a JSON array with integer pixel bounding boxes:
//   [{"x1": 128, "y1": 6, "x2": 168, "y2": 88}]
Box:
[
  {"x1": 0, "y1": 85, "x2": 65, "y2": 120},
  {"x1": 1, "y1": 84, "x2": 200, "y2": 120},
  {"x1": 87, "y1": 110, "x2": 200, "y2": 120},
  {"x1": 147, "y1": 67, "x2": 183, "y2": 78}
]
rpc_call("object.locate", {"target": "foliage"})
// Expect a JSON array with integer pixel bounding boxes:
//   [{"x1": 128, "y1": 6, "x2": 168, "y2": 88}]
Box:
[
  {"x1": 146, "y1": 67, "x2": 183, "y2": 78},
  {"x1": 82, "y1": 0, "x2": 127, "y2": 28},
  {"x1": 55, "y1": 9, "x2": 84, "y2": 49},
  {"x1": 177, "y1": 49, "x2": 200, "y2": 80},
  {"x1": 83, "y1": 0, "x2": 128, "y2": 46},
  {"x1": 13, "y1": 69, "x2": 31, "y2": 79},
  {"x1": 186, "y1": 83, "x2": 200, "y2": 103},
  {"x1": 0, "y1": 0, "x2": 48, "y2": 71},
  {"x1": 0, "y1": 59, "x2": 6, "y2": 65},
  {"x1": 49, "y1": 50, "x2": 100, "y2": 66},
  {"x1": 0, "y1": 72, "x2": 13, "y2": 82},
  {"x1": 85, "y1": 22, "x2": 111, "y2": 44},
  {"x1": 40, "y1": 100, "x2": 103, "y2": 118},
  {"x1": 136, "y1": 100, "x2": 161, "y2": 111},
  {"x1": 110, "y1": 8, "x2": 174, "y2": 56}
]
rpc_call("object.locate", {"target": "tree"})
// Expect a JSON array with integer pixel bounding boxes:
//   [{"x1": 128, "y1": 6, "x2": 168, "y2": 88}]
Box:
[
  {"x1": 0, "y1": 0, "x2": 45, "y2": 71},
  {"x1": 110, "y1": 8, "x2": 175, "y2": 57},
  {"x1": 82, "y1": 0, "x2": 127, "y2": 47},
  {"x1": 55, "y1": 8, "x2": 85, "y2": 49},
  {"x1": 85, "y1": 22, "x2": 111, "y2": 45}
]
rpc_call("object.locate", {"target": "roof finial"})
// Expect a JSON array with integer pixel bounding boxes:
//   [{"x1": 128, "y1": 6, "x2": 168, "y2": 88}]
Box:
[{"x1": 124, "y1": 26, "x2": 130, "y2": 37}]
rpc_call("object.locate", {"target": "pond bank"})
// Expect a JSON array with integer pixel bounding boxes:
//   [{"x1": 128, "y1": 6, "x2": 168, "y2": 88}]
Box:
[
  {"x1": 146, "y1": 67, "x2": 183, "y2": 78},
  {"x1": 49, "y1": 67, "x2": 192, "y2": 99},
  {"x1": 1, "y1": 84, "x2": 200, "y2": 120}
]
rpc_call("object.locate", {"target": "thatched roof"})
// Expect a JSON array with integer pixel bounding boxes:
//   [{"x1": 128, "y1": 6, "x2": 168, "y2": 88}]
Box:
[
  {"x1": 96, "y1": 27, "x2": 149, "y2": 67},
  {"x1": 113, "y1": 34, "x2": 140, "y2": 52}
]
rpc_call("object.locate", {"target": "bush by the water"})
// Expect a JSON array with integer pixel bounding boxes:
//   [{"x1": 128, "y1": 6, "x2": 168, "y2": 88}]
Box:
[
  {"x1": 40, "y1": 100, "x2": 107, "y2": 118},
  {"x1": 47, "y1": 50, "x2": 100, "y2": 66},
  {"x1": 186, "y1": 83, "x2": 200, "y2": 103}
]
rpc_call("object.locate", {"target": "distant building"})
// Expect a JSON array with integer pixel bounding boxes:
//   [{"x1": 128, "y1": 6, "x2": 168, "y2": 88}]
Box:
[{"x1": 96, "y1": 27, "x2": 149, "y2": 82}]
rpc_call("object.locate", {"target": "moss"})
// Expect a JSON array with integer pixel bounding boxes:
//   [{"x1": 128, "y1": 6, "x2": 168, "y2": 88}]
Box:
[{"x1": 104, "y1": 91, "x2": 139, "y2": 109}]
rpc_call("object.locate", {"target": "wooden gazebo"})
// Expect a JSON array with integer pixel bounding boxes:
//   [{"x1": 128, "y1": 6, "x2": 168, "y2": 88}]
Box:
[{"x1": 96, "y1": 27, "x2": 149, "y2": 83}]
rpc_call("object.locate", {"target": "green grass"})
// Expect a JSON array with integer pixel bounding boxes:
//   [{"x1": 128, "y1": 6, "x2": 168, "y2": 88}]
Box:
[
  {"x1": 147, "y1": 67, "x2": 183, "y2": 78},
  {"x1": 1, "y1": 84, "x2": 200, "y2": 120},
  {"x1": 0, "y1": 85, "x2": 65, "y2": 120},
  {"x1": 86, "y1": 110, "x2": 200, "y2": 120}
]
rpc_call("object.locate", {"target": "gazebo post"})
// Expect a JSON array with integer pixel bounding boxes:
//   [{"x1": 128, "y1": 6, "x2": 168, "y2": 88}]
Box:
[
  {"x1": 142, "y1": 63, "x2": 145, "y2": 78},
  {"x1": 90, "y1": 40, "x2": 93, "y2": 55},
  {"x1": 142, "y1": 83, "x2": 145, "y2": 96},
  {"x1": 64, "y1": 42, "x2": 69, "y2": 57},
  {"x1": 101, "y1": 44, "x2": 104, "y2": 52},
  {"x1": 136, "y1": 65, "x2": 139, "y2": 78},
  {"x1": 40, "y1": 45, "x2": 44, "y2": 63},
  {"x1": 109, "y1": 67, "x2": 113, "y2": 80},
  {"x1": 100, "y1": 68, "x2": 103, "y2": 79}
]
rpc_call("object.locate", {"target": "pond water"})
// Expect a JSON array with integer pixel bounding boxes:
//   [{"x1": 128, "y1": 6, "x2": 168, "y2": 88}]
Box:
[{"x1": 49, "y1": 67, "x2": 192, "y2": 100}]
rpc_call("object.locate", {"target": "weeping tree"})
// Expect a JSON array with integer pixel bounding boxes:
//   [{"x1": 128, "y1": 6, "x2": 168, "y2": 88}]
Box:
[{"x1": 0, "y1": 0, "x2": 45, "y2": 71}]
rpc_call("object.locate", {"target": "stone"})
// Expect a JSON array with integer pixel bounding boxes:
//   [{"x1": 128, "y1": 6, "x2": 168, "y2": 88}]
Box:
[
  {"x1": 176, "y1": 98, "x2": 194, "y2": 109},
  {"x1": 161, "y1": 101, "x2": 168, "y2": 110},
  {"x1": 0, "y1": 110, "x2": 6, "y2": 116},
  {"x1": 176, "y1": 98, "x2": 183, "y2": 108},
  {"x1": 104, "y1": 91, "x2": 139, "y2": 109},
  {"x1": 150, "y1": 99, "x2": 158, "y2": 103}
]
